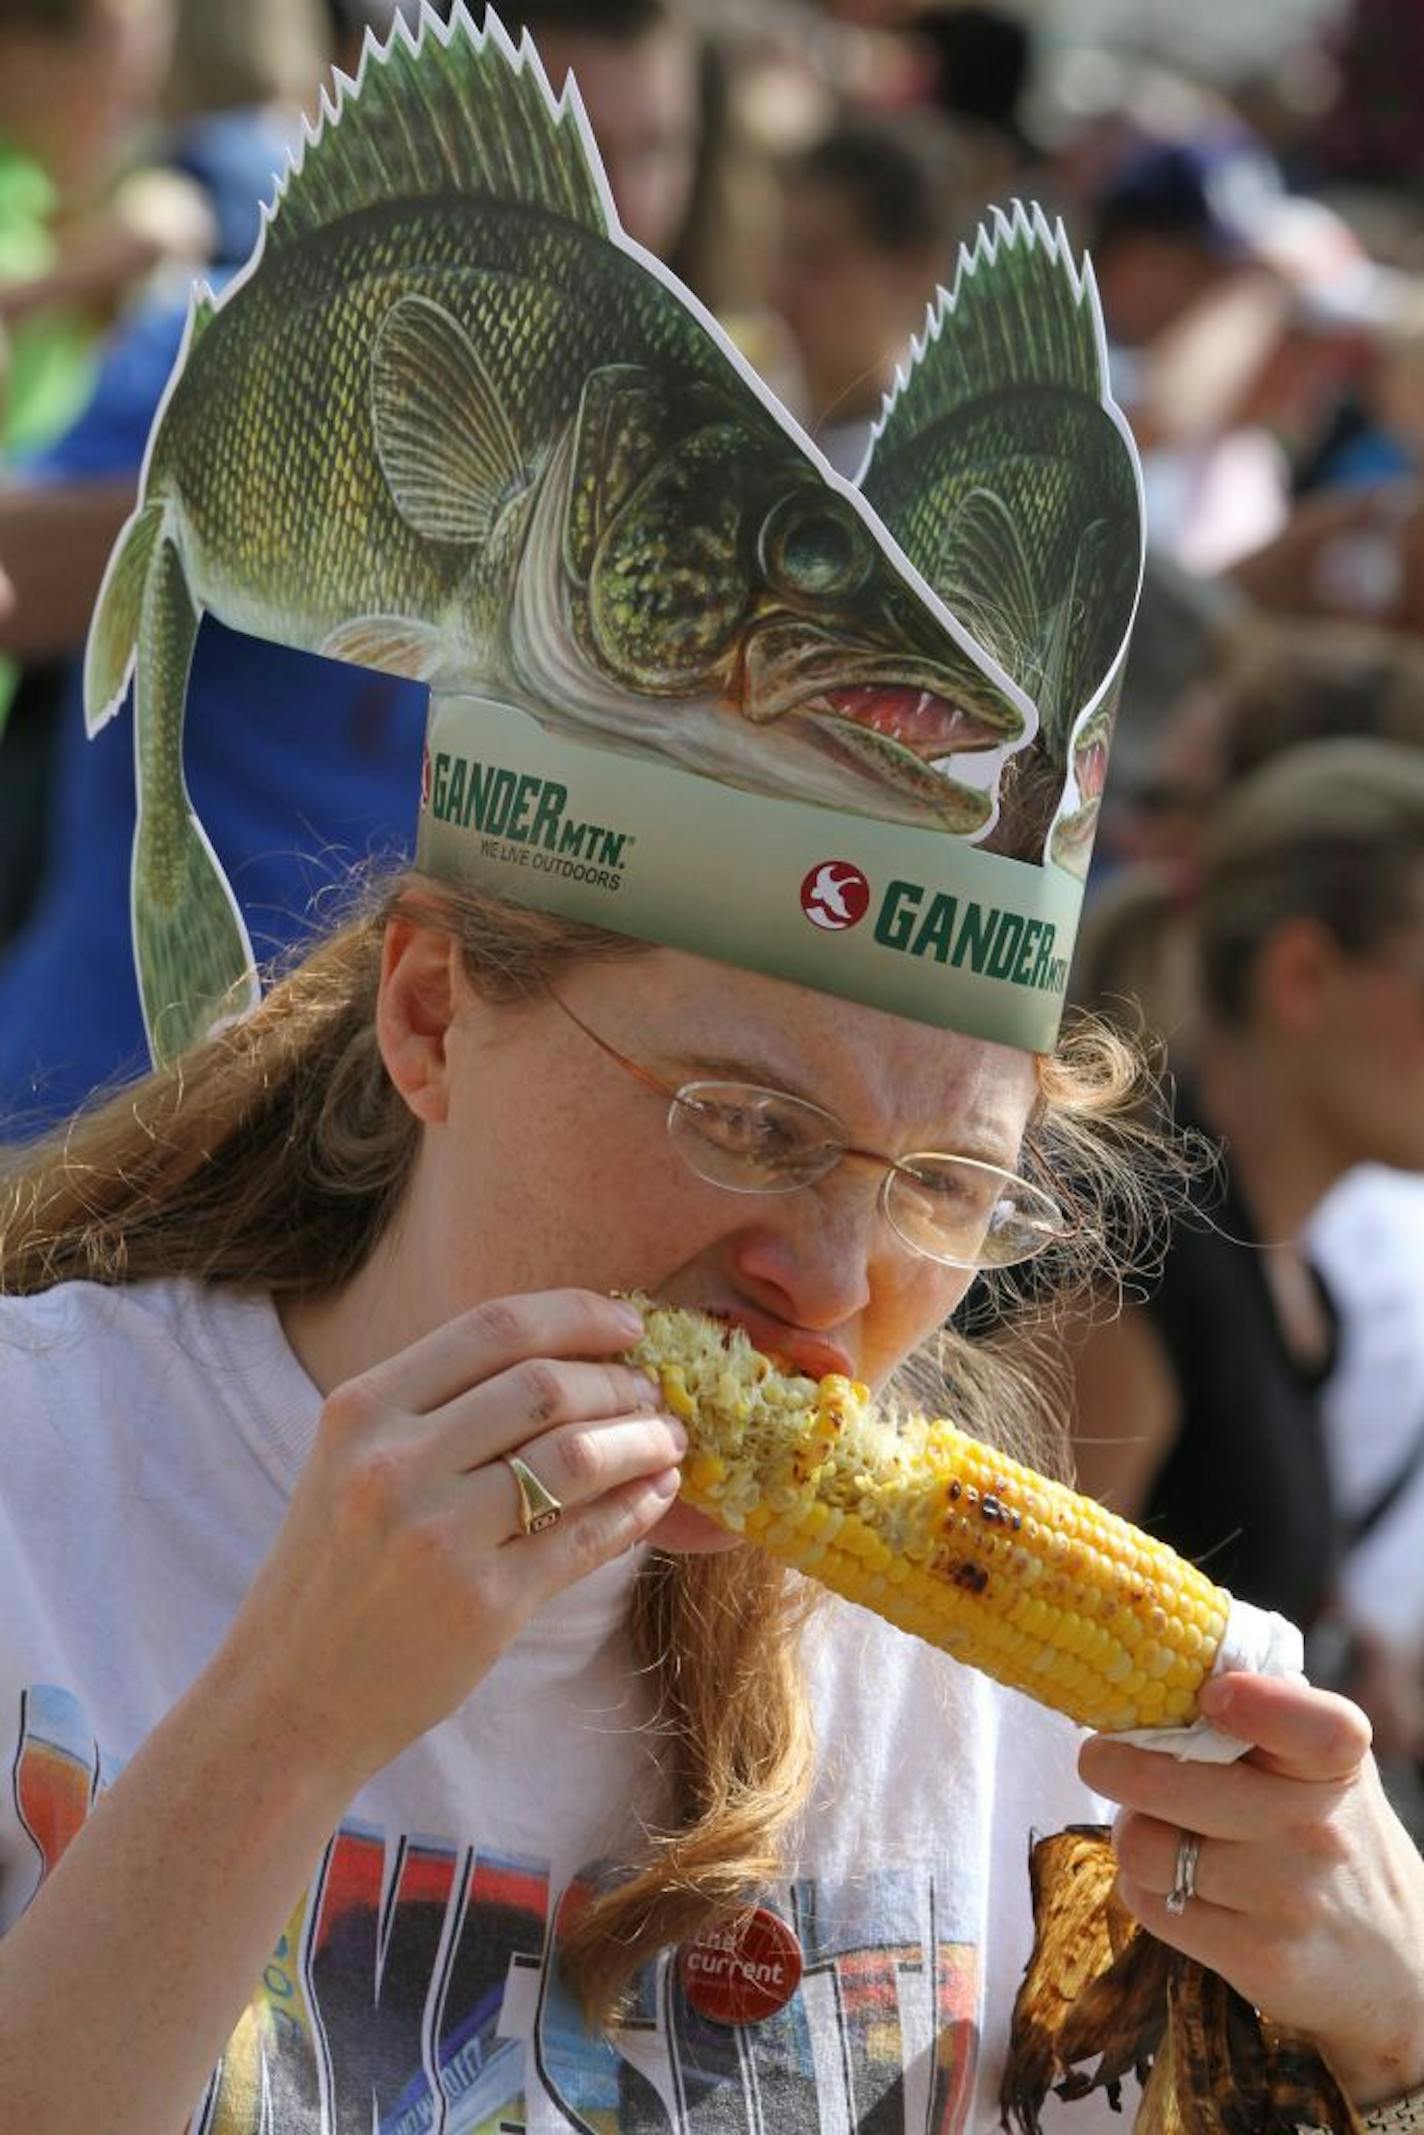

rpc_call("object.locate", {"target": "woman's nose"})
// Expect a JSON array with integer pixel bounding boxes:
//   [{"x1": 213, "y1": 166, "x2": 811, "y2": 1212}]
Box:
[{"x1": 728, "y1": 1166, "x2": 893, "y2": 1331}]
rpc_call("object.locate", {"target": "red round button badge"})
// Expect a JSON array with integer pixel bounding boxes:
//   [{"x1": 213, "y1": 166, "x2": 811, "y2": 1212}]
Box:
[
  {"x1": 678, "y1": 1907, "x2": 803, "y2": 2026},
  {"x1": 800, "y1": 860, "x2": 870, "y2": 932}
]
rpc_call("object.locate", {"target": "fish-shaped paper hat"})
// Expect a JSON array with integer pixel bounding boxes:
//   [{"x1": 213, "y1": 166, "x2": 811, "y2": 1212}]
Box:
[{"x1": 84, "y1": 2, "x2": 1143, "y2": 1065}]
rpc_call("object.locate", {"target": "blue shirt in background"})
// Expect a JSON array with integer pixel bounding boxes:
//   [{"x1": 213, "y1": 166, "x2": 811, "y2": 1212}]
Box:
[{"x1": 0, "y1": 232, "x2": 426, "y2": 1131}]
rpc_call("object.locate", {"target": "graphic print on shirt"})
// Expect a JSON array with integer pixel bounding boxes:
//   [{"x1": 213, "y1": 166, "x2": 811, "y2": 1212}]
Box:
[{"x1": 8, "y1": 1686, "x2": 981, "y2": 2133}]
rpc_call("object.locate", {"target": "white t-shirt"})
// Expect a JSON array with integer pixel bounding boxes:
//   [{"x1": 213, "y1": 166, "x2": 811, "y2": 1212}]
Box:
[
  {"x1": 0, "y1": 1278, "x2": 1125, "y2": 2133},
  {"x1": 1308, "y1": 1166, "x2": 1424, "y2": 1655}
]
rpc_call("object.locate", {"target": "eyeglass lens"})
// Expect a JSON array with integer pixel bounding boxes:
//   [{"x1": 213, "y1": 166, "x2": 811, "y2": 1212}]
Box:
[{"x1": 666, "y1": 1083, "x2": 1065, "y2": 1268}]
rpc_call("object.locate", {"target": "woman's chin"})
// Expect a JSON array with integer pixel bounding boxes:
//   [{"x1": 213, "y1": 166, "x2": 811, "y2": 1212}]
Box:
[{"x1": 647, "y1": 1498, "x2": 746, "y2": 1555}]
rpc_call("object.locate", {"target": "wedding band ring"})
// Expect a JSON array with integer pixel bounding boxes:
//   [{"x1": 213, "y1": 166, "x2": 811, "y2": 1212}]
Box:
[
  {"x1": 1165, "y1": 1828, "x2": 1201, "y2": 1916},
  {"x1": 502, "y1": 1453, "x2": 563, "y2": 1536}
]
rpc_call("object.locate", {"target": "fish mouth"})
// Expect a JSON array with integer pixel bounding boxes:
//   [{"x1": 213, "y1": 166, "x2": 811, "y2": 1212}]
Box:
[
  {"x1": 738, "y1": 620, "x2": 1024, "y2": 831},
  {"x1": 812, "y1": 682, "x2": 1007, "y2": 761},
  {"x1": 1050, "y1": 796, "x2": 1100, "y2": 877},
  {"x1": 809, "y1": 718, "x2": 995, "y2": 832},
  {"x1": 740, "y1": 619, "x2": 1025, "y2": 747},
  {"x1": 1074, "y1": 732, "x2": 1110, "y2": 802},
  {"x1": 1076, "y1": 708, "x2": 1118, "y2": 802}
]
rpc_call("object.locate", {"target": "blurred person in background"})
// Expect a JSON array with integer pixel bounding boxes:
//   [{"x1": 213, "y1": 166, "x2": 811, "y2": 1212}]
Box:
[
  {"x1": 1226, "y1": 280, "x2": 1424, "y2": 633},
  {"x1": 1106, "y1": 613, "x2": 1424, "y2": 874},
  {"x1": 915, "y1": 3, "x2": 1038, "y2": 199},
  {"x1": 1087, "y1": 130, "x2": 1284, "y2": 363},
  {"x1": 1083, "y1": 130, "x2": 1300, "y2": 574},
  {"x1": 1064, "y1": 741, "x2": 1424, "y2": 1635},
  {"x1": 1084, "y1": 132, "x2": 1393, "y2": 578},
  {"x1": 1096, "y1": 553, "x2": 1246, "y2": 870},
  {"x1": 772, "y1": 113, "x2": 969, "y2": 476},
  {"x1": 159, "y1": 0, "x2": 330, "y2": 265},
  {"x1": 1168, "y1": 620, "x2": 1424, "y2": 1830},
  {"x1": 1311, "y1": 0, "x2": 1424, "y2": 197},
  {"x1": 496, "y1": 0, "x2": 781, "y2": 329},
  {"x1": 498, "y1": 0, "x2": 700, "y2": 270},
  {"x1": 0, "y1": 0, "x2": 198, "y2": 460},
  {"x1": 1067, "y1": 734, "x2": 1424, "y2": 1828}
]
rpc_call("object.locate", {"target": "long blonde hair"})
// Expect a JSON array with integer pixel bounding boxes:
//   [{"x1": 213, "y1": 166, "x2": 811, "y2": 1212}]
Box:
[{"x1": 0, "y1": 874, "x2": 1154, "y2": 2020}]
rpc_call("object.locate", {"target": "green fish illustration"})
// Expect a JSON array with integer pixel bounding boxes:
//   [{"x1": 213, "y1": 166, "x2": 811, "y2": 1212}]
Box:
[
  {"x1": 84, "y1": 6, "x2": 1032, "y2": 1062},
  {"x1": 1047, "y1": 694, "x2": 1116, "y2": 878},
  {"x1": 859, "y1": 203, "x2": 1143, "y2": 869}
]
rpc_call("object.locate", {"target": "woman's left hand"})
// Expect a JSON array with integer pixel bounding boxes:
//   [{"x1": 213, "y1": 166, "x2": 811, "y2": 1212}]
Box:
[{"x1": 1079, "y1": 1670, "x2": 1424, "y2": 2109}]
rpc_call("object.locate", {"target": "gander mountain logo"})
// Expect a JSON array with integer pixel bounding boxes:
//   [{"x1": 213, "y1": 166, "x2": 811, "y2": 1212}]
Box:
[
  {"x1": 873, "y1": 881, "x2": 1067, "y2": 993},
  {"x1": 428, "y1": 750, "x2": 634, "y2": 890},
  {"x1": 801, "y1": 863, "x2": 871, "y2": 932}
]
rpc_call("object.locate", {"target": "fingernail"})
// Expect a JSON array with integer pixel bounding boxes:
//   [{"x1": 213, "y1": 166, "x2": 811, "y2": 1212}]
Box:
[
  {"x1": 665, "y1": 1420, "x2": 689, "y2": 1456},
  {"x1": 614, "y1": 1301, "x2": 646, "y2": 1338},
  {"x1": 634, "y1": 1374, "x2": 662, "y2": 1407},
  {"x1": 651, "y1": 1468, "x2": 681, "y2": 1500}
]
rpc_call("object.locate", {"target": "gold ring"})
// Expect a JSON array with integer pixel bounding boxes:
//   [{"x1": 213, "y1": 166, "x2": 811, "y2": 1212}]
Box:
[{"x1": 502, "y1": 1453, "x2": 563, "y2": 1536}]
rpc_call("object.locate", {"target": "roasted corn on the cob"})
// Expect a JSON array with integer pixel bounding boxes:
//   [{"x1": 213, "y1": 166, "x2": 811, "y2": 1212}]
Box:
[{"x1": 630, "y1": 1301, "x2": 1231, "y2": 1734}]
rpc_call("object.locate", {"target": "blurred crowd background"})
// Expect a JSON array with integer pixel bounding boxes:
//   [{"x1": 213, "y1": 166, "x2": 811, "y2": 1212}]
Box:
[{"x1": 3, "y1": 0, "x2": 1424, "y2": 1833}]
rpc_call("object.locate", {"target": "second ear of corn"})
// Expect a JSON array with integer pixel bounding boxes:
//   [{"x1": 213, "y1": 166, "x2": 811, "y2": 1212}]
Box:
[{"x1": 630, "y1": 1301, "x2": 1231, "y2": 1735}]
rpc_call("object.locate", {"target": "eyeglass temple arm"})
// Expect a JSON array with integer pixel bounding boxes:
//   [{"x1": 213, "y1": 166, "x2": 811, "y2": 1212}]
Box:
[{"x1": 542, "y1": 986, "x2": 681, "y2": 1105}]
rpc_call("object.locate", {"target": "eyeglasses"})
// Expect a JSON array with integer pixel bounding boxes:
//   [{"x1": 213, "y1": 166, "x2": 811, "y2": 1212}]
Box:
[{"x1": 545, "y1": 990, "x2": 1074, "y2": 1271}]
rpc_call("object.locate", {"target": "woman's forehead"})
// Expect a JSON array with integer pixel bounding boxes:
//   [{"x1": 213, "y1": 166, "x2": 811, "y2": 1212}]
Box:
[{"x1": 573, "y1": 950, "x2": 1036, "y2": 1148}]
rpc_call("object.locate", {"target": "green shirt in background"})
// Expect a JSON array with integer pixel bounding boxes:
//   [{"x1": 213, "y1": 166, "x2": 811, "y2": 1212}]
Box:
[
  {"x1": 0, "y1": 134, "x2": 100, "y2": 732},
  {"x1": 0, "y1": 133, "x2": 98, "y2": 456}
]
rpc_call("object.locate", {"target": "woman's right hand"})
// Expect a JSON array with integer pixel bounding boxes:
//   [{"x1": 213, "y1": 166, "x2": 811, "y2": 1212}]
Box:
[{"x1": 215, "y1": 1289, "x2": 681, "y2": 1792}]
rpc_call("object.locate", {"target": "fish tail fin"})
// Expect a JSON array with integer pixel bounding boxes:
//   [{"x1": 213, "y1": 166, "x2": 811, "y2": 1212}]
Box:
[
  {"x1": 84, "y1": 499, "x2": 164, "y2": 735},
  {"x1": 132, "y1": 822, "x2": 261, "y2": 1068},
  {"x1": 132, "y1": 533, "x2": 258, "y2": 1065},
  {"x1": 870, "y1": 204, "x2": 1106, "y2": 461}
]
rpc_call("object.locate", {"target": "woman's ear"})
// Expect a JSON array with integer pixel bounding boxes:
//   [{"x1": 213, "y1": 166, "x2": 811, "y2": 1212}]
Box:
[
  {"x1": 375, "y1": 916, "x2": 463, "y2": 1124},
  {"x1": 1253, "y1": 915, "x2": 1338, "y2": 1035}
]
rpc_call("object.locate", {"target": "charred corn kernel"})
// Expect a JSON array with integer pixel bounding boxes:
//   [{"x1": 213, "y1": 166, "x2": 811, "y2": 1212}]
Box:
[{"x1": 630, "y1": 1299, "x2": 1234, "y2": 1736}]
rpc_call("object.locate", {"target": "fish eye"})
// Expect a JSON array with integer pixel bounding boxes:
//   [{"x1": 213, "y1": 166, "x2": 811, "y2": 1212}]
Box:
[{"x1": 758, "y1": 492, "x2": 875, "y2": 602}]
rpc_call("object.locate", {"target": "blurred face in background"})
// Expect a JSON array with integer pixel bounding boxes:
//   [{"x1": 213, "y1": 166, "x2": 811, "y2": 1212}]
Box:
[
  {"x1": 1092, "y1": 233, "x2": 1226, "y2": 351},
  {"x1": 1260, "y1": 905, "x2": 1424, "y2": 1174},
  {"x1": 0, "y1": 0, "x2": 172, "y2": 192},
  {"x1": 774, "y1": 176, "x2": 941, "y2": 427},
  {"x1": 533, "y1": 22, "x2": 701, "y2": 261}
]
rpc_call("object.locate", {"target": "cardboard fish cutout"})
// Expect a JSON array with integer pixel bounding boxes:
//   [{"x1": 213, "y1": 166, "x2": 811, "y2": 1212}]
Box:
[
  {"x1": 858, "y1": 203, "x2": 1144, "y2": 879},
  {"x1": 84, "y1": 3, "x2": 1142, "y2": 1065}
]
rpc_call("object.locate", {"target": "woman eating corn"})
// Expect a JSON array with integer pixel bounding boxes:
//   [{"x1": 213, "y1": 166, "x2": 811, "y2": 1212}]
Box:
[{"x1": 0, "y1": 9, "x2": 1422, "y2": 2132}]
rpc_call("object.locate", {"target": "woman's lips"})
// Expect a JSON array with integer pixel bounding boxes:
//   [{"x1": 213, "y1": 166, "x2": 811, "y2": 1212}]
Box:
[{"x1": 702, "y1": 1302, "x2": 855, "y2": 1382}]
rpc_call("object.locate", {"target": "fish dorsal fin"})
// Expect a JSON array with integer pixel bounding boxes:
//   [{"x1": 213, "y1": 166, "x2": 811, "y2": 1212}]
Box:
[
  {"x1": 263, "y1": 3, "x2": 611, "y2": 255},
  {"x1": 867, "y1": 203, "x2": 1104, "y2": 466},
  {"x1": 188, "y1": 281, "x2": 219, "y2": 344}
]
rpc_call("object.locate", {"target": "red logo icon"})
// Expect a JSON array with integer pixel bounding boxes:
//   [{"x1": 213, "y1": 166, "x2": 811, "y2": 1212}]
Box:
[
  {"x1": 679, "y1": 1906, "x2": 804, "y2": 2026},
  {"x1": 420, "y1": 745, "x2": 432, "y2": 811},
  {"x1": 800, "y1": 861, "x2": 870, "y2": 931}
]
